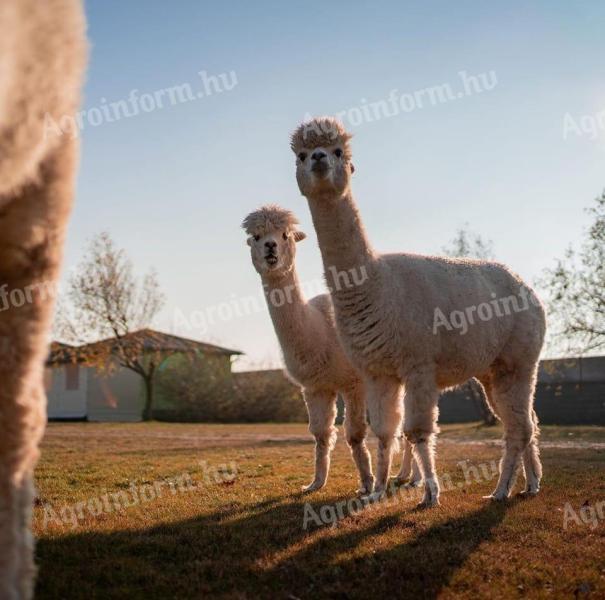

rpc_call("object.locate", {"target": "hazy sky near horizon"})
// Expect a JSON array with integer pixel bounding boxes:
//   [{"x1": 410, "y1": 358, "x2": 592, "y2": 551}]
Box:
[{"x1": 62, "y1": 1, "x2": 605, "y2": 369}]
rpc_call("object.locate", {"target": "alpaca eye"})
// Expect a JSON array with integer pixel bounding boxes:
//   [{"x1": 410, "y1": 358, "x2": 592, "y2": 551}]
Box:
[
  {"x1": 282, "y1": 232, "x2": 288, "y2": 240},
  {"x1": 298, "y1": 152, "x2": 307, "y2": 162},
  {"x1": 254, "y1": 235, "x2": 260, "y2": 242},
  {"x1": 334, "y1": 148, "x2": 343, "y2": 158}
]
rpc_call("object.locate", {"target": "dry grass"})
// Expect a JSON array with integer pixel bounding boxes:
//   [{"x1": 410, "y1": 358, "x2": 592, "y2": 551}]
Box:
[{"x1": 34, "y1": 422, "x2": 605, "y2": 599}]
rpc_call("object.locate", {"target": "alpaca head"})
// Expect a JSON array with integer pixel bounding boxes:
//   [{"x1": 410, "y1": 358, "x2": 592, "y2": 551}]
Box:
[
  {"x1": 291, "y1": 117, "x2": 355, "y2": 201},
  {"x1": 242, "y1": 205, "x2": 307, "y2": 278}
]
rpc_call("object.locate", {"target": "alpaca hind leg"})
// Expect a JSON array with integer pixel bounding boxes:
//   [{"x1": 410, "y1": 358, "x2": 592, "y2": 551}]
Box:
[
  {"x1": 403, "y1": 372, "x2": 441, "y2": 508},
  {"x1": 364, "y1": 376, "x2": 402, "y2": 495},
  {"x1": 342, "y1": 387, "x2": 374, "y2": 494},
  {"x1": 520, "y1": 410, "x2": 542, "y2": 496},
  {"x1": 302, "y1": 390, "x2": 337, "y2": 492},
  {"x1": 486, "y1": 372, "x2": 536, "y2": 501},
  {"x1": 395, "y1": 439, "x2": 422, "y2": 487}
]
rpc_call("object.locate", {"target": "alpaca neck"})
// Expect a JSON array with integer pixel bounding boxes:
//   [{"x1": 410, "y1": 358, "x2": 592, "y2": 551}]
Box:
[
  {"x1": 307, "y1": 190, "x2": 375, "y2": 290},
  {"x1": 262, "y1": 266, "x2": 310, "y2": 351}
]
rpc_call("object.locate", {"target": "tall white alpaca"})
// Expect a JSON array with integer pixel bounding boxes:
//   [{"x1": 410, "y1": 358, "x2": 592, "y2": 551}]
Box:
[
  {"x1": 243, "y1": 206, "x2": 422, "y2": 493},
  {"x1": 291, "y1": 117, "x2": 546, "y2": 507},
  {"x1": 0, "y1": 1, "x2": 87, "y2": 596}
]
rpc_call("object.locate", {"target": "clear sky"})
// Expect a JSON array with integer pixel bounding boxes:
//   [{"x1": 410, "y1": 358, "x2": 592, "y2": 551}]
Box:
[{"x1": 63, "y1": 1, "x2": 605, "y2": 369}]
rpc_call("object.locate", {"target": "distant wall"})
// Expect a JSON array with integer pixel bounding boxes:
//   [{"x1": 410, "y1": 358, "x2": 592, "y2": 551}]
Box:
[{"x1": 439, "y1": 356, "x2": 605, "y2": 425}]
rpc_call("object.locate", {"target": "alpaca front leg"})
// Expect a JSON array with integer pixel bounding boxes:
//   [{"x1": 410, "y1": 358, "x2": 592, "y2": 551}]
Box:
[
  {"x1": 364, "y1": 376, "x2": 403, "y2": 495},
  {"x1": 403, "y1": 374, "x2": 441, "y2": 508},
  {"x1": 342, "y1": 387, "x2": 374, "y2": 495},
  {"x1": 302, "y1": 390, "x2": 337, "y2": 492},
  {"x1": 395, "y1": 439, "x2": 423, "y2": 487}
]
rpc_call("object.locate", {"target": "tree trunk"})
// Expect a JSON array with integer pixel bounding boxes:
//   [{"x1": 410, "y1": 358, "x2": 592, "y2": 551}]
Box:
[{"x1": 142, "y1": 375, "x2": 154, "y2": 421}]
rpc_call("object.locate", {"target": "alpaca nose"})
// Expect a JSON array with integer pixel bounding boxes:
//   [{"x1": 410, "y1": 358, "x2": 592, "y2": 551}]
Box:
[
  {"x1": 265, "y1": 241, "x2": 277, "y2": 251},
  {"x1": 311, "y1": 150, "x2": 327, "y2": 161}
]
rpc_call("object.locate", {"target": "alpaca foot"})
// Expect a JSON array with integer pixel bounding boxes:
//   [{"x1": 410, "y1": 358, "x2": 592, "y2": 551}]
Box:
[
  {"x1": 415, "y1": 496, "x2": 440, "y2": 510},
  {"x1": 357, "y1": 477, "x2": 375, "y2": 496},
  {"x1": 392, "y1": 475, "x2": 423, "y2": 489},
  {"x1": 483, "y1": 490, "x2": 509, "y2": 502},
  {"x1": 416, "y1": 479, "x2": 440, "y2": 508},
  {"x1": 302, "y1": 480, "x2": 325, "y2": 493},
  {"x1": 362, "y1": 490, "x2": 386, "y2": 503},
  {"x1": 518, "y1": 485, "x2": 539, "y2": 498}
]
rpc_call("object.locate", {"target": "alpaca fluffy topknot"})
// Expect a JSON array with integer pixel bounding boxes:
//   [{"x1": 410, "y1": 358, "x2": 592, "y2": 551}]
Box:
[
  {"x1": 290, "y1": 117, "x2": 353, "y2": 160},
  {"x1": 242, "y1": 204, "x2": 299, "y2": 237}
]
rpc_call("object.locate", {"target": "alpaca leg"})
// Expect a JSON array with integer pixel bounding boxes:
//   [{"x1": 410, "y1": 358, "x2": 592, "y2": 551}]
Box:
[
  {"x1": 342, "y1": 387, "x2": 374, "y2": 494},
  {"x1": 364, "y1": 376, "x2": 402, "y2": 495},
  {"x1": 395, "y1": 439, "x2": 422, "y2": 487},
  {"x1": 0, "y1": 348, "x2": 46, "y2": 600},
  {"x1": 486, "y1": 370, "x2": 537, "y2": 501},
  {"x1": 16, "y1": 473, "x2": 37, "y2": 600},
  {"x1": 520, "y1": 410, "x2": 542, "y2": 496},
  {"x1": 0, "y1": 136, "x2": 79, "y2": 596},
  {"x1": 302, "y1": 390, "x2": 337, "y2": 492},
  {"x1": 402, "y1": 372, "x2": 441, "y2": 508}
]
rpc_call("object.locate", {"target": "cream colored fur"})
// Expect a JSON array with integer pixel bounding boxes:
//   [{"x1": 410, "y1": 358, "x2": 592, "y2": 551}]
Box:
[
  {"x1": 0, "y1": 2, "x2": 87, "y2": 597},
  {"x1": 243, "y1": 205, "x2": 422, "y2": 493},
  {"x1": 292, "y1": 117, "x2": 546, "y2": 507}
]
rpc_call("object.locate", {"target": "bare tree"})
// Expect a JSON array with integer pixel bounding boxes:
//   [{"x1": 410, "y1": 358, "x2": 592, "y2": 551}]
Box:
[
  {"x1": 540, "y1": 191, "x2": 605, "y2": 355},
  {"x1": 442, "y1": 224, "x2": 498, "y2": 425},
  {"x1": 442, "y1": 223, "x2": 495, "y2": 260},
  {"x1": 55, "y1": 232, "x2": 166, "y2": 420}
]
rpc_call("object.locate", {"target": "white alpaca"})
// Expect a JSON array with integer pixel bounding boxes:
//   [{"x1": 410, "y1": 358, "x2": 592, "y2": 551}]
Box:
[
  {"x1": 243, "y1": 205, "x2": 421, "y2": 493},
  {"x1": 291, "y1": 117, "x2": 546, "y2": 507},
  {"x1": 0, "y1": 1, "x2": 87, "y2": 596}
]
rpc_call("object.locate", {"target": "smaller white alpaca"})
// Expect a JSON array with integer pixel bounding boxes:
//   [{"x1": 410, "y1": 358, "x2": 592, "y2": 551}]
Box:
[{"x1": 243, "y1": 205, "x2": 420, "y2": 493}]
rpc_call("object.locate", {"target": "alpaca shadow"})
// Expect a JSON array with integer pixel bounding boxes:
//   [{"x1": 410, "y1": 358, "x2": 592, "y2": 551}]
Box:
[
  {"x1": 35, "y1": 491, "x2": 512, "y2": 599},
  {"x1": 266, "y1": 498, "x2": 512, "y2": 599}
]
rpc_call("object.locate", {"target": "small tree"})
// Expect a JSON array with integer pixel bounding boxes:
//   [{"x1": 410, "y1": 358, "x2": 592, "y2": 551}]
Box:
[
  {"x1": 540, "y1": 191, "x2": 605, "y2": 355},
  {"x1": 442, "y1": 224, "x2": 497, "y2": 425},
  {"x1": 55, "y1": 232, "x2": 166, "y2": 420},
  {"x1": 441, "y1": 223, "x2": 495, "y2": 260}
]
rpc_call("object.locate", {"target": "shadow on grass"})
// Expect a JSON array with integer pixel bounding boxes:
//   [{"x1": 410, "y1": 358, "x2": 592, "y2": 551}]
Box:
[{"x1": 36, "y1": 491, "x2": 511, "y2": 599}]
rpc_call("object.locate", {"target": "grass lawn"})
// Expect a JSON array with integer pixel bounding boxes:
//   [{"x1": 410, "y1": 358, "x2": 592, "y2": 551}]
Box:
[{"x1": 34, "y1": 422, "x2": 605, "y2": 599}]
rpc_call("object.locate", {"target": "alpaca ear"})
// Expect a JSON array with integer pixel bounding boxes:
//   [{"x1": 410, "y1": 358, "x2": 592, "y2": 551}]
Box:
[
  {"x1": 293, "y1": 231, "x2": 307, "y2": 243},
  {"x1": 350, "y1": 163, "x2": 355, "y2": 174}
]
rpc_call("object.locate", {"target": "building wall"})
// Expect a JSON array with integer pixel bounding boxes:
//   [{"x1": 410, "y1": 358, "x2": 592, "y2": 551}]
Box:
[
  {"x1": 46, "y1": 364, "x2": 88, "y2": 419},
  {"x1": 86, "y1": 366, "x2": 144, "y2": 422}
]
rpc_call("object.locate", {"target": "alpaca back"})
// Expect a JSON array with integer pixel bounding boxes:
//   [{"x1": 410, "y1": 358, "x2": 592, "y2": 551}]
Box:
[{"x1": 332, "y1": 252, "x2": 545, "y2": 386}]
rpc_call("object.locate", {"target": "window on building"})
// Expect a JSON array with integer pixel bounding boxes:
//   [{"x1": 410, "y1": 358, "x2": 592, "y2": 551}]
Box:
[{"x1": 65, "y1": 364, "x2": 80, "y2": 391}]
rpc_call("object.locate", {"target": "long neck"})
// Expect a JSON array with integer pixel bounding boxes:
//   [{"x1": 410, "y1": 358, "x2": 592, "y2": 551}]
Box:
[
  {"x1": 261, "y1": 266, "x2": 310, "y2": 350},
  {"x1": 307, "y1": 190, "x2": 375, "y2": 290}
]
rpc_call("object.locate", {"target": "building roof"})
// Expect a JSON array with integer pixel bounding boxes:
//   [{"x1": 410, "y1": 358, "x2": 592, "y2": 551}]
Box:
[{"x1": 48, "y1": 329, "x2": 242, "y2": 365}]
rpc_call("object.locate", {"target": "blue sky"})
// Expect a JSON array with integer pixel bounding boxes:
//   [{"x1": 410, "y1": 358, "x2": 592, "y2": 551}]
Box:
[{"x1": 63, "y1": 1, "x2": 605, "y2": 368}]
